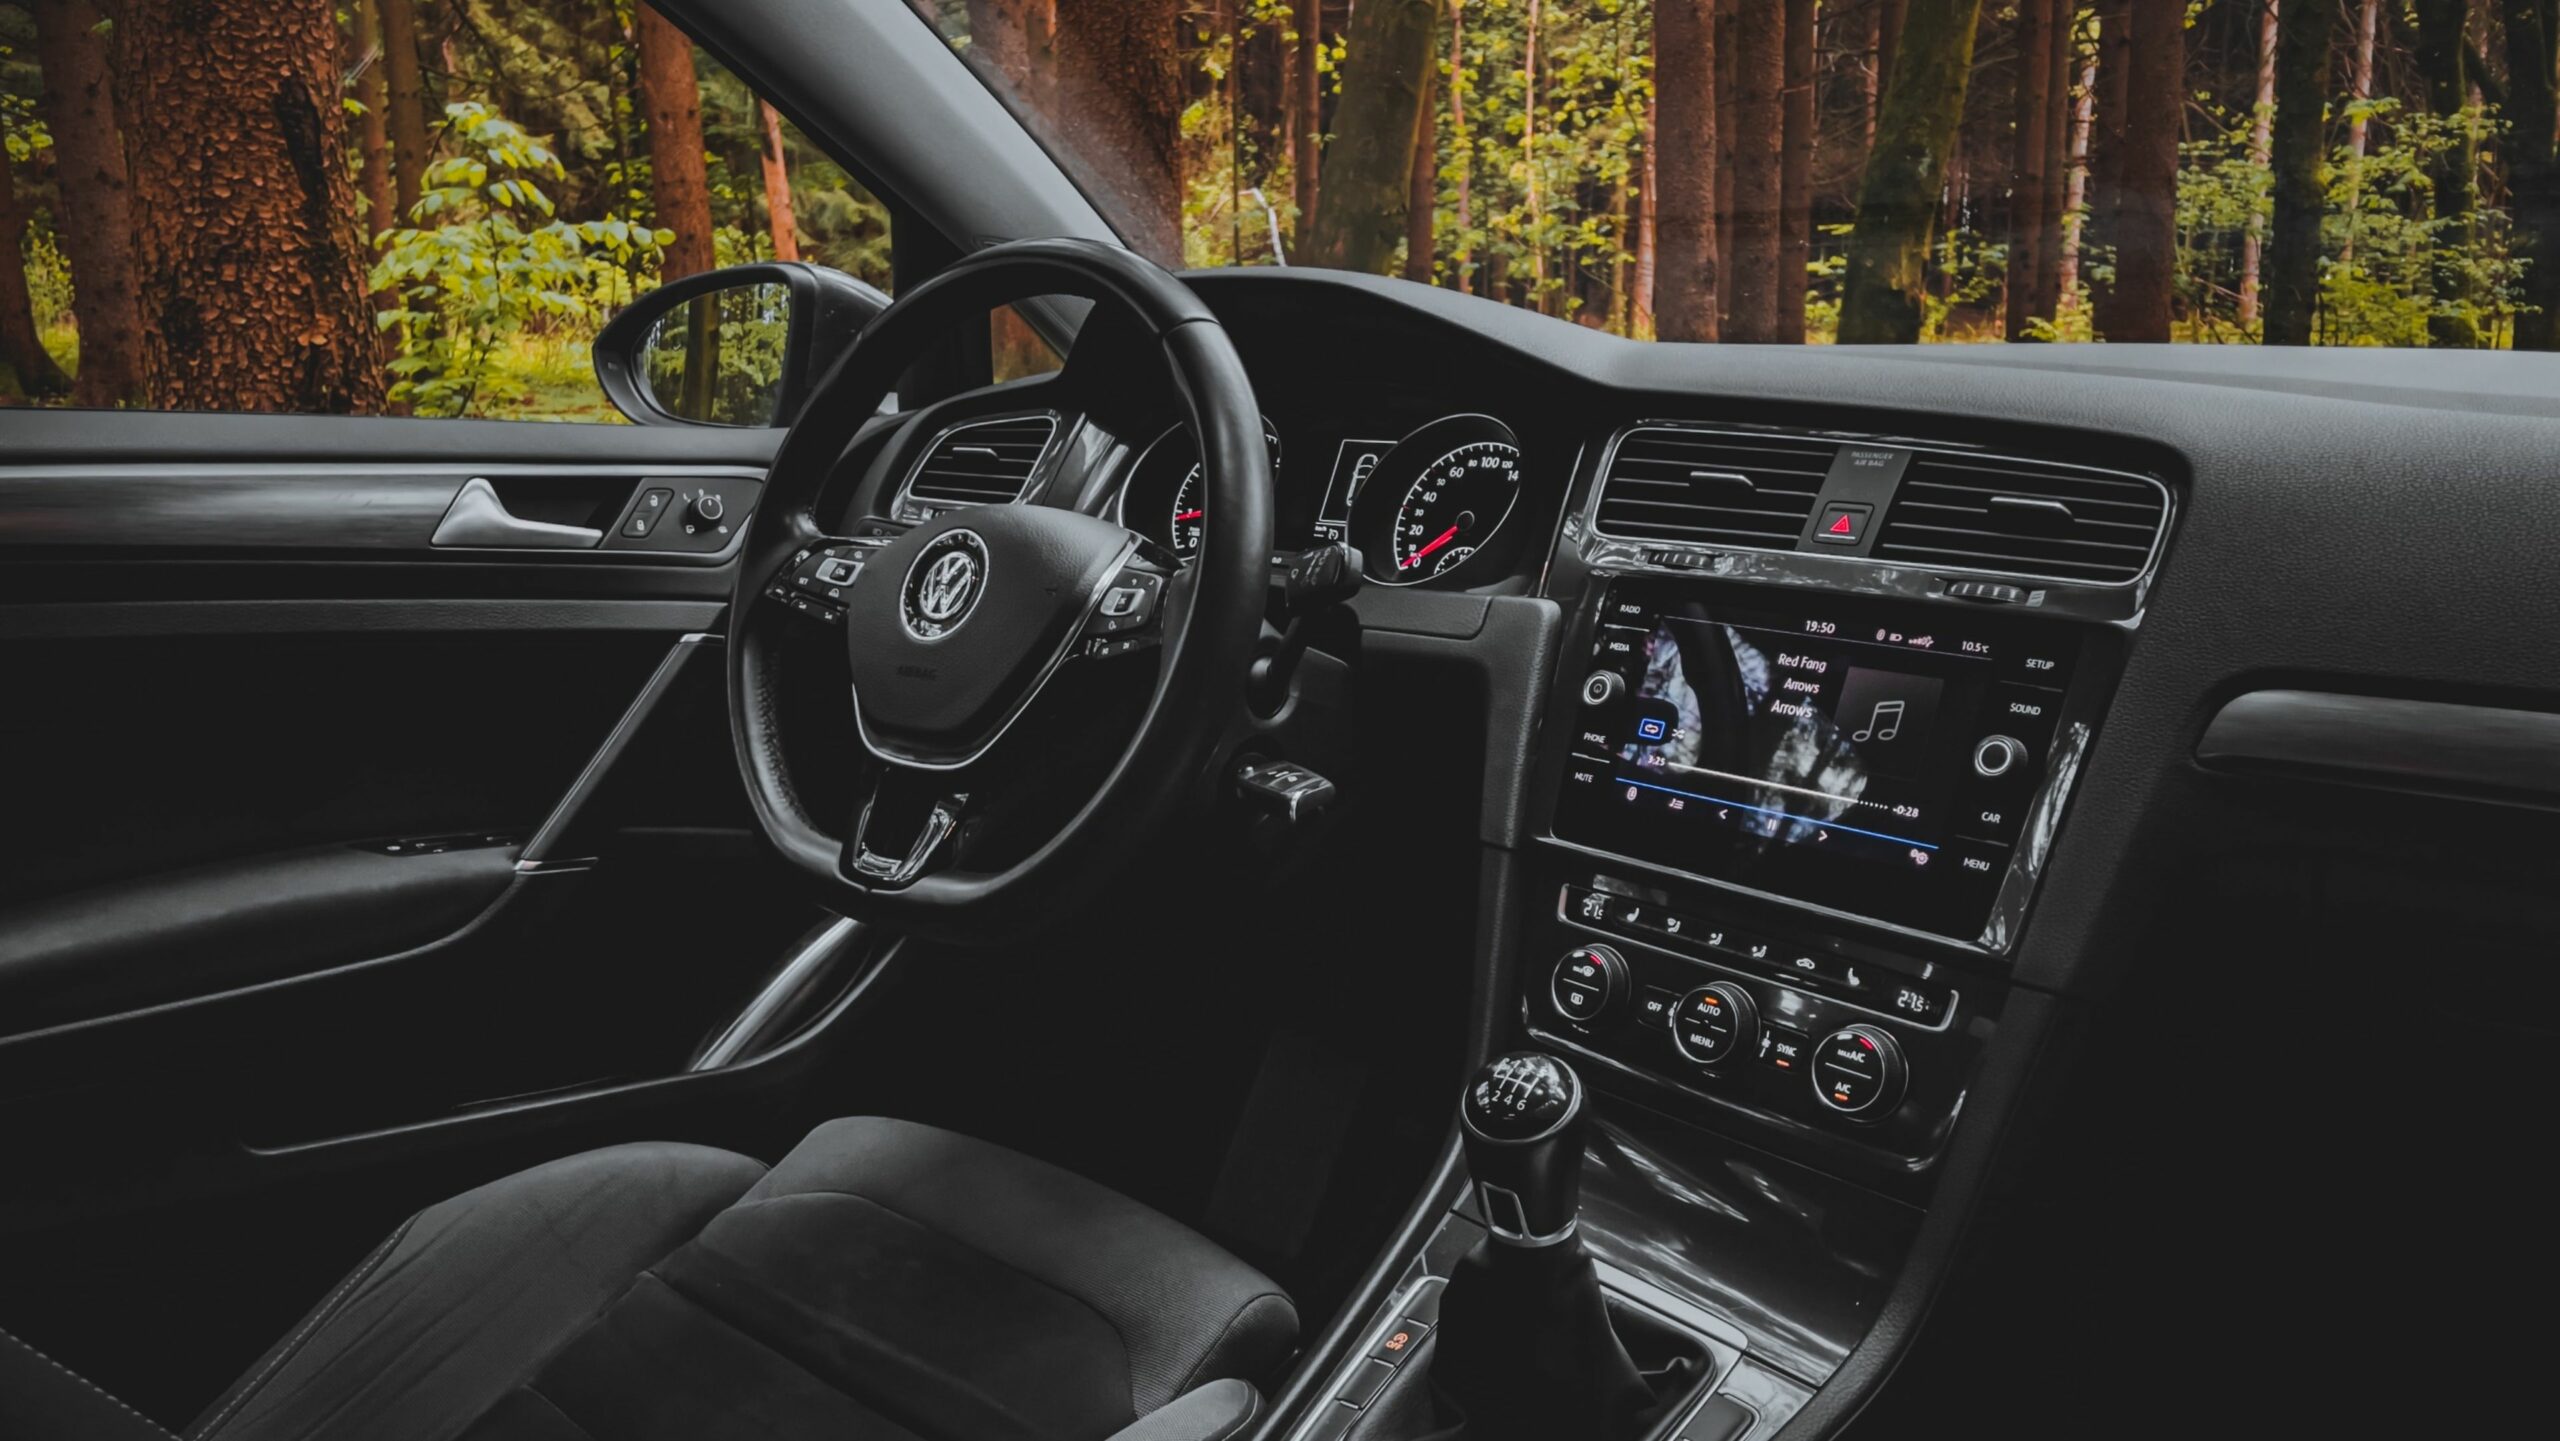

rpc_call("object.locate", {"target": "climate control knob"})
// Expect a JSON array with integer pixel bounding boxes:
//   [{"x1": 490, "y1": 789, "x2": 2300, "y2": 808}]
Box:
[
  {"x1": 1670, "y1": 982, "x2": 1758, "y2": 1067},
  {"x1": 1549, "y1": 945, "x2": 1627, "y2": 1026},
  {"x1": 1811, "y1": 1024, "x2": 1909, "y2": 1118}
]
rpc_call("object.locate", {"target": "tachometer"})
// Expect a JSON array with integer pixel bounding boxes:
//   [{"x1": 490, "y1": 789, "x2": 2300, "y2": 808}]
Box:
[
  {"x1": 1119, "y1": 417, "x2": 1279, "y2": 561},
  {"x1": 1352, "y1": 414, "x2": 1526, "y2": 587}
]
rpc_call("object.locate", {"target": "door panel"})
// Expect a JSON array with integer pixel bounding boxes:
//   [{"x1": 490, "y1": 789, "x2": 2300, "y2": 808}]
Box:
[{"x1": 0, "y1": 410, "x2": 889, "y2": 1418}]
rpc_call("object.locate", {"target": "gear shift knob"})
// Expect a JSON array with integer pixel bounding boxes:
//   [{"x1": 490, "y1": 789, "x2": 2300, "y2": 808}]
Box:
[{"x1": 1459, "y1": 1052, "x2": 1586, "y2": 1245}]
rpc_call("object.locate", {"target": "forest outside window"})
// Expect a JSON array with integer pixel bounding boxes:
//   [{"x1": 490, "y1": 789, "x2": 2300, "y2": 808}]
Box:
[
  {"x1": 0, "y1": 0, "x2": 891, "y2": 419},
  {"x1": 925, "y1": 0, "x2": 2560, "y2": 349}
]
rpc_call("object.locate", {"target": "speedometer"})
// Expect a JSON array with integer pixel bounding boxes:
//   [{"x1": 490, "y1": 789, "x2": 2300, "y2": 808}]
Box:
[
  {"x1": 1350, "y1": 414, "x2": 1527, "y2": 587},
  {"x1": 1391, "y1": 440, "x2": 1522, "y2": 577}
]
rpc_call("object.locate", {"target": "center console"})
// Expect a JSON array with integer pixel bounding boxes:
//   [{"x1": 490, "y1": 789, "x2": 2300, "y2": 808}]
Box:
[
  {"x1": 1520, "y1": 576, "x2": 2120, "y2": 1188},
  {"x1": 1289, "y1": 421, "x2": 2162, "y2": 1441}
]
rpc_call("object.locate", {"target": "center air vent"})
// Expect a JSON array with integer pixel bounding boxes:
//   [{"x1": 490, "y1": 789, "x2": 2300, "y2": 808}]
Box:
[
  {"x1": 1594, "y1": 427, "x2": 1836, "y2": 548},
  {"x1": 902, "y1": 413, "x2": 1059, "y2": 508},
  {"x1": 1874, "y1": 453, "x2": 2167, "y2": 585}
]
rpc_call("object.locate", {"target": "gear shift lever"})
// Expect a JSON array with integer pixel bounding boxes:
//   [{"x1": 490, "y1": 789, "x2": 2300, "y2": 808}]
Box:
[
  {"x1": 1432, "y1": 1052, "x2": 1653, "y2": 1439},
  {"x1": 1459, "y1": 1052, "x2": 1586, "y2": 1245}
]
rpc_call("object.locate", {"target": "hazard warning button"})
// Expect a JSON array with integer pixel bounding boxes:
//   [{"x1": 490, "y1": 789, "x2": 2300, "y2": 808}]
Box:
[{"x1": 1812, "y1": 503, "x2": 1872, "y2": 546}]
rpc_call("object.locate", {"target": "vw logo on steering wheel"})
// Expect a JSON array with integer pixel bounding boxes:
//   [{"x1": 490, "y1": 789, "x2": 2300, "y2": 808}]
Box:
[{"x1": 900, "y1": 530, "x2": 990, "y2": 641}]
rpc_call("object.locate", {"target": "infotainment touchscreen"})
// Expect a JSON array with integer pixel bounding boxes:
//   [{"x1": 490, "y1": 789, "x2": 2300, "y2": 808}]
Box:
[{"x1": 1552, "y1": 581, "x2": 2083, "y2": 941}]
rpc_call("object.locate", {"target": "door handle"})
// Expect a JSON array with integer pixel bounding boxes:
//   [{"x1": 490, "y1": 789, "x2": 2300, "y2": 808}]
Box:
[{"x1": 430, "y1": 477, "x2": 605, "y2": 548}]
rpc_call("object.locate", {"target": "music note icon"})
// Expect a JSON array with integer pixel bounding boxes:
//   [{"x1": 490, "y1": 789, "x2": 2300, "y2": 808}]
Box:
[{"x1": 1851, "y1": 699, "x2": 1904, "y2": 744}]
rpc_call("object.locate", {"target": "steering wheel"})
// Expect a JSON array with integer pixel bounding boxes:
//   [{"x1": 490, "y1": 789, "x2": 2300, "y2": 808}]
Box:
[{"x1": 728, "y1": 239, "x2": 1274, "y2": 936}]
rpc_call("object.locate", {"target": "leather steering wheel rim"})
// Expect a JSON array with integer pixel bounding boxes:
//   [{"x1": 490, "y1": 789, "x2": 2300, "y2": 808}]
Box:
[{"x1": 727, "y1": 238, "x2": 1274, "y2": 935}]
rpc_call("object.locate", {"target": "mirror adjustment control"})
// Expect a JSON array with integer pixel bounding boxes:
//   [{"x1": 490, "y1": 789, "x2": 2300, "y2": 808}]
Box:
[
  {"x1": 1549, "y1": 944, "x2": 1627, "y2": 1025},
  {"x1": 1671, "y1": 982, "x2": 1758, "y2": 1066},
  {"x1": 1811, "y1": 1024, "x2": 1909, "y2": 1117}
]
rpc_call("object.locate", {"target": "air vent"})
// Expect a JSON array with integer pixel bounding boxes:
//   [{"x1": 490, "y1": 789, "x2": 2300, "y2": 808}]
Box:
[
  {"x1": 903, "y1": 414, "x2": 1058, "y2": 508},
  {"x1": 1875, "y1": 452, "x2": 2166, "y2": 585},
  {"x1": 1595, "y1": 427, "x2": 1836, "y2": 547}
]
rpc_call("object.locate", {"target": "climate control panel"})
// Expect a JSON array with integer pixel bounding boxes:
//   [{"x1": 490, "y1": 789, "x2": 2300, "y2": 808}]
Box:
[{"x1": 1523, "y1": 869, "x2": 1991, "y2": 1172}]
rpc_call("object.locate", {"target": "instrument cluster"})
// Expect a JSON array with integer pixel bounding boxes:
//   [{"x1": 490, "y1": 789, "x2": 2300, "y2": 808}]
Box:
[{"x1": 1117, "y1": 411, "x2": 1529, "y2": 588}]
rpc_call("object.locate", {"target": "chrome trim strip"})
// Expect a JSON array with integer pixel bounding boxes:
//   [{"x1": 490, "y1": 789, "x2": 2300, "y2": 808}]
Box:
[
  {"x1": 1582, "y1": 419, "x2": 2174, "y2": 608},
  {"x1": 689, "y1": 916, "x2": 868, "y2": 1070}
]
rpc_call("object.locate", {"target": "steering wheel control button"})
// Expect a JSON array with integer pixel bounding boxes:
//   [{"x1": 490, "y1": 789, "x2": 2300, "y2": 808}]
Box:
[
  {"x1": 1090, "y1": 571, "x2": 1165, "y2": 635},
  {"x1": 1811, "y1": 502, "x2": 1872, "y2": 545},
  {"x1": 1671, "y1": 983, "x2": 1757, "y2": 1067},
  {"x1": 1972, "y1": 734, "x2": 2025, "y2": 778},
  {"x1": 1581, "y1": 670, "x2": 1627, "y2": 707},
  {"x1": 1812, "y1": 1025, "x2": 1909, "y2": 1117},
  {"x1": 1549, "y1": 945, "x2": 1626, "y2": 1025}
]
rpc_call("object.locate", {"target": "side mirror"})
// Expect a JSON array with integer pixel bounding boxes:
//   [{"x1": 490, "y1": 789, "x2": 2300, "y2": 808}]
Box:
[{"x1": 593, "y1": 262, "x2": 887, "y2": 428}]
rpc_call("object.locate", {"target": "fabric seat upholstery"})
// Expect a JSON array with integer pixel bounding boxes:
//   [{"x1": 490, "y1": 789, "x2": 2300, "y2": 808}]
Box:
[{"x1": 3, "y1": 1119, "x2": 1297, "y2": 1441}]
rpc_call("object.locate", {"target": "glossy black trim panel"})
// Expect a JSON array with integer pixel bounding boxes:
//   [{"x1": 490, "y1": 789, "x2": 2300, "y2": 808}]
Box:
[
  {"x1": 2197, "y1": 688, "x2": 2560, "y2": 807},
  {"x1": 0, "y1": 599, "x2": 723, "y2": 640},
  {"x1": 0, "y1": 464, "x2": 760, "y2": 560}
]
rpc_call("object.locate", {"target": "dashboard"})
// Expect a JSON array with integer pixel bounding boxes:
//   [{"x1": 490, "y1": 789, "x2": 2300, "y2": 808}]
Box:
[{"x1": 820, "y1": 264, "x2": 2560, "y2": 1429}]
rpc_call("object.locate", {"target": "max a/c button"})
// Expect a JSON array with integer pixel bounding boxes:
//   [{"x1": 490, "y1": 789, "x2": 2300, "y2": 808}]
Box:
[{"x1": 1812, "y1": 503, "x2": 1872, "y2": 545}]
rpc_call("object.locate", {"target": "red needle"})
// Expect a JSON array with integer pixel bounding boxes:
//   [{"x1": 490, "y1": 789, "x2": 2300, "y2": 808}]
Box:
[
  {"x1": 1403, "y1": 524, "x2": 1461, "y2": 569},
  {"x1": 1173, "y1": 509, "x2": 1205, "y2": 523}
]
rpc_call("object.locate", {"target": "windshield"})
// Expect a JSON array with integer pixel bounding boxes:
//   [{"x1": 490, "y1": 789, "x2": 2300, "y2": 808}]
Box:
[{"x1": 917, "y1": 0, "x2": 2551, "y2": 349}]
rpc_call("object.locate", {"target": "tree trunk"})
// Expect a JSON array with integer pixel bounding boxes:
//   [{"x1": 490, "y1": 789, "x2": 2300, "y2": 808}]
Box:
[
  {"x1": 111, "y1": 0, "x2": 384, "y2": 412},
  {"x1": 1655, "y1": 0, "x2": 1722, "y2": 341},
  {"x1": 1776, "y1": 0, "x2": 1817, "y2": 343},
  {"x1": 1525, "y1": 0, "x2": 1547, "y2": 309},
  {"x1": 2338, "y1": 0, "x2": 2378, "y2": 264},
  {"x1": 30, "y1": 0, "x2": 147, "y2": 407},
  {"x1": 1837, "y1": 0, "x2": 1985, "y2": 344},
  {"x1": 1722, "y1": 0, "x2": 1786, "y2": 340},
  {"x1": 1045, "y1": 0, "x2": 1185, "y2": 264},
  {"x1": 2262, "y1": 0, "x2": 2331, "y2": 346},
  {"x1": 2032, "y1": 0, "x2": 2069, "y2": 320},
  {"x1": 2101, "y1": 0, "x2": 2179, "y2": 342},
  {"x1": 1634, "y1": 94, "x2": 1657, "y2": 332},
  {"x1": 378, "y1": 0, "x2": 432, "y2": 222},
  {"x1": 636, "y1": 3, "x2": 717, "y2": 280},
  {"x1": 1297, "y1": 0, "x2": 1324, "y2": 243},
  {"x1": 350, "y1": 0, "x2": 397, "y2": 240},
  {"x1": 962, "y1": 0, "x2": 1039, "y2": 97},
  {"x1": 1714, "y1": 0, "x2": 1738, "y2": 323},
  {"x1": 2058, "y1": 46, "x2": 2096, "y2": 308},
  {"x1": 0, "y1": 141, "x2": 72, "y2": 399},
  {"x1": 2414, "y1": 0, "x2": 2478, "y2": 346},
  {"x1": 1306, "y1": 0, "x2": 1439, "y2": 273},
  {"x1": 1405, "y1": 31, "x2": 1441, "y2": 283},
  {"x1": 1450, "y1": 0, "x2": 1473, "y2": 292},
  {"x1": 2005, "y1": 0, "x2": 2055, "y2": 341},
  {"x1": 2085, "y1": 0, "x2": 2131, "y2": 334},
  {"x1": 2502, "y1": 0, "x2": 2560, "y2": 349},
  {"x1": 2237, "y1": 0, "x2": 2277, "y2": 330},
  {"x1": 757, "y1": 100, "x2": 802, "y2": 262}
]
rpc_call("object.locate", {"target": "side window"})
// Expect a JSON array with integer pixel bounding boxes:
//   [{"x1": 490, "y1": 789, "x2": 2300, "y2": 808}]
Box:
[{"x1": 0, "y1": 1, "x2": 889, "y2": 421}]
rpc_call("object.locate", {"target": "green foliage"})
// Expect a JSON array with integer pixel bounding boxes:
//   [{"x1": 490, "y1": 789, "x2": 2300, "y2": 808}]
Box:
[{"x1": 371, "y1": 102, "x2": 667, "y2": 418}]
